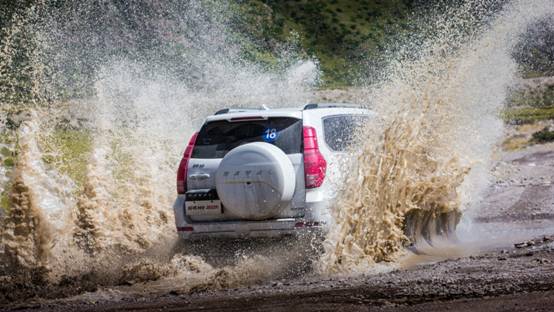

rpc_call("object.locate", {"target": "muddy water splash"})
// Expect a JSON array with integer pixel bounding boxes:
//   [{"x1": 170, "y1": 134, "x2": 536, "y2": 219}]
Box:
[
  {"x1": 0, "y1": 0, "x2": 320, "y2": 301},
  {"x1": 2, "y1": 116, "x2": 52, "y2": 270},
  {"x1": 1, "y1": 0, "x2": 553, "y2": 302},
  {"x1": 319, "y1": 0, "x2": 554, "y2": 273}
]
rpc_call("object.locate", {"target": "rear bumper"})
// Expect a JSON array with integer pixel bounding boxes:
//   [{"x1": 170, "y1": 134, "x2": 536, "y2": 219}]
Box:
[
  {"x1": 173, "y1": 194, "x2": 329, "y2": 240},
  {"x1": 176, "y1": 218, "x2": 324, "y2": 240}
]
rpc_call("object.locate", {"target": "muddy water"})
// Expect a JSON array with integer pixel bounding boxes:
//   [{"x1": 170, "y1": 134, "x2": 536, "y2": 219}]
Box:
[
  {"x1": 1, "y1": 0, "x2": 554, "y2": 304},
  {"x1": 0, "y1": 1, "x2": 321, "y2": 301},
  {"x1": 318, "y1": 0, "x2": 554, "y2": 273}
]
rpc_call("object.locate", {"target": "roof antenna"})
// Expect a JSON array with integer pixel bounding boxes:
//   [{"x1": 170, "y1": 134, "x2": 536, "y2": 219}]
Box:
[{"x1": 262, "y1": 104, "x2": 270, "y2": 110}]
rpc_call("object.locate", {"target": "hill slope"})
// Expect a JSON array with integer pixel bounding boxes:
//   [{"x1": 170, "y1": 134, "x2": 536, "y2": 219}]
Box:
[{"x1": 236, "y1": 0, "x2": 416, "y2": 86}]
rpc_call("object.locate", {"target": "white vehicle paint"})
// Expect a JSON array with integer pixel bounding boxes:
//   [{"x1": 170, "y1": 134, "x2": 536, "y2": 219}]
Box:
[{"x1": 173, "y1": 103, "x2": 376, "y2": 240}]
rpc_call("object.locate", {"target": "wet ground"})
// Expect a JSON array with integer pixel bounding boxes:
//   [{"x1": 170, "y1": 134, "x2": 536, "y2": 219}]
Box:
[{"x1": 3, "y1": 142, "x2": 554, "y2": 311}]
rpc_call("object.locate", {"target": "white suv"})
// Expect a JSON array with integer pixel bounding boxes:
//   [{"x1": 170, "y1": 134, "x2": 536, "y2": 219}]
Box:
[{"x1": 173, "y1": 103, "x2": 375, "y2": 240}]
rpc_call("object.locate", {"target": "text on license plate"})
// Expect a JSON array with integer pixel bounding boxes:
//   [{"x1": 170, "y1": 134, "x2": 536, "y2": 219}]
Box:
[{"x1": 185, "y1": 200, "x2": 222, "y2": 216}]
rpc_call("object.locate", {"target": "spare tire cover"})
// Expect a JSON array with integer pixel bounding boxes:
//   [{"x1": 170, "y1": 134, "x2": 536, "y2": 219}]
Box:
[{"x1": 215, "y1": 142, "x2": 296, "y2": 220}]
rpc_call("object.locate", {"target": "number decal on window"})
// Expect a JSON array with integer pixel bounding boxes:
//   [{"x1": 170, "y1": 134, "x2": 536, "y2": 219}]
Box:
[{"x1": 263, "y1": 128, "x2": 279, "y2": 142}]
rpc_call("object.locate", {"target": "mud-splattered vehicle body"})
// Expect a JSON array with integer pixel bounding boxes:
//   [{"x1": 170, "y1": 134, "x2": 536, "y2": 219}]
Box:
[{"x1": 173, "y1": 103, "x2": 374, "y2": 240}]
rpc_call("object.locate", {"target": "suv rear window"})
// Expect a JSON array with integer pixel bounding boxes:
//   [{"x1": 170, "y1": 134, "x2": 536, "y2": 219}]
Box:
[
  {"x1": 323, "y1": 115, "x2": 369, "y2": 151},
  {"x1": 192, "y1": 117, "x2": 302, "y2": 159}
]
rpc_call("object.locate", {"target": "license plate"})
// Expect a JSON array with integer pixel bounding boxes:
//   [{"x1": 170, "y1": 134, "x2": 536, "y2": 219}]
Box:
[{"x1": 185, "y1": 200, "x2": 222, "y2": 216}]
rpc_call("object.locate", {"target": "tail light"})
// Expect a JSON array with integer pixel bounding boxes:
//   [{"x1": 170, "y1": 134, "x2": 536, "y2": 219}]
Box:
[
  {"x1": 177, "y1": 132, "x2": 199, "y2": 194},
  {"x1": 303, "y1": 126, "x2": 327, "y2": 188}
]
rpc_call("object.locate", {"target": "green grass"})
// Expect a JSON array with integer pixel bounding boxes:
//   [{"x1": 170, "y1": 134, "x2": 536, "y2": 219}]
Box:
[
  {"x1": 238, "y1": 0, "x2": 413, "y2": 87},
  {"x1": 1, "y1": 145, "x2": 15, "y2": 167},
  {"x1": 508, "y1": 85, "x2": 554, "y2": 108},
  {"x1": 532, "y1": 127, "x2": 554, "y2": 143},
  {"x1": 502, "y1": 106, "x2": 554, "y2": 123},
  {"x1": 43, "y1": 129, "x2": 93, "y2": 188},
  {"x1": 0, "y1": 132, "x2": 15, "y2": 145},
  {"x1": 2, "y1": 157, "x2": 14, "y2": 167},
  {"x1": 0, "y1": 120, "x2": 94, "y2": 213},
  {"x1": 0, "y1": 146, "x2": 12, "y2": 157},
  {"x1": 1, "y1": 187, "x2": 10, "y2": 213},
  {"x1": 1, "y1": 129, "x2": 15, "y2": 213},
  {"x1": 522, "y1": 71, "x2": 554, "y2": 79}
]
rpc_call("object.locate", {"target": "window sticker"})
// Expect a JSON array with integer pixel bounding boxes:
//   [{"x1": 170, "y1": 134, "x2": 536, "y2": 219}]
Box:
[{"x1": 262, "y1": 128, "x2": 279, "y2": 143}]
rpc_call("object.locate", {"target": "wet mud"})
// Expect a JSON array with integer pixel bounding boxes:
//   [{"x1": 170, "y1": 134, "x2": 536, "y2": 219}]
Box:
[
  {"x1": 2, "y1": 142, "x2": 554, "y2": 312},
  {"x1": 1, "y1": 1, "x2": 554, "y2": 310}
]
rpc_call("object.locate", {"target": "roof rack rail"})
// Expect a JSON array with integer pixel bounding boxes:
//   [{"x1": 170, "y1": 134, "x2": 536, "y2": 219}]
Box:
[
  {"x1": 303, "y1": 103, "x2": 363, "y2": 110},
  {"x1": 214, "y1": 107, "x2": 264, "y2": 115}
]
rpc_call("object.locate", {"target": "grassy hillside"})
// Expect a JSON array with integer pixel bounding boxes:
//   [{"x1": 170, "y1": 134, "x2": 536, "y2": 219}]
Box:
[
  {"x1": 1, "y1": 0, "x2": 552, "y2": 92},
  {"x1": 236, "y1": 0, "x2": 416, "y2": 86},
  {"x1": 270, "y1": 0, "x2": 415, "y2": 85},
  {"x1": 237, "y1": 0, "x2": 554, "y2": 86}
]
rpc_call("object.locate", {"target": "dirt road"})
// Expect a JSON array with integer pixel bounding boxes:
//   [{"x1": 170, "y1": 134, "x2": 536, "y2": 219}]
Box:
[{"x1": 4, "y1": 143, "x2": 554, "y2": 311}]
